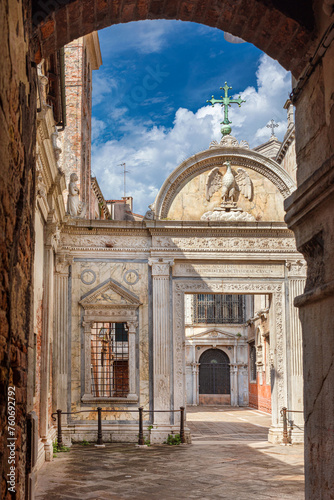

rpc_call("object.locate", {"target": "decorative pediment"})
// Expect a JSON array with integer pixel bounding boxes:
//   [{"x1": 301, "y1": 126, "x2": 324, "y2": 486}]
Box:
[
  {"x1": 79, "y1": 278, "x2": 142, "y2": 310},
  {"x1": 187, "y1": 328, "x2": 241, "y2": 341}
]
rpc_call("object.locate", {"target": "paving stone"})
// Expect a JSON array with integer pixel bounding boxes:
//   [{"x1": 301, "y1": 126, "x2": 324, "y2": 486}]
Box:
[{"x1": 36, "y1": 407, "x2": 304, "y2": 499}]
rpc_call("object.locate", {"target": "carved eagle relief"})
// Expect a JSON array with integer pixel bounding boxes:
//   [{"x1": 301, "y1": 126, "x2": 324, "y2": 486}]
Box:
[{"x1": 205, "y1": 161, "x2": 253, "y2": 202}]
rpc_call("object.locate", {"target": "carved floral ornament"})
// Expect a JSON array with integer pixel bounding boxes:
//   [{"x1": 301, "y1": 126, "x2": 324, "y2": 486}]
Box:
[{"x1": 152, "y1": 235, "x2": 296, "y2": 252}]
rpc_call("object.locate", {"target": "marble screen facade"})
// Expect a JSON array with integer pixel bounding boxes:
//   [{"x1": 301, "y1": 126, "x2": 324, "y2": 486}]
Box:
[{"x1": 54, "y1": 134, "x2": 306, "y2": 445}]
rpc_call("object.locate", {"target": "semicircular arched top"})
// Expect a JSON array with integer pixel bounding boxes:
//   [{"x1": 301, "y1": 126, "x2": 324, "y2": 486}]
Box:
[
  {"x1": 153, "y1": 146, "x2": 296, "y2": 219},
  {"x1": 33, "y1": 0, "x2": 315, "y2": 76}
]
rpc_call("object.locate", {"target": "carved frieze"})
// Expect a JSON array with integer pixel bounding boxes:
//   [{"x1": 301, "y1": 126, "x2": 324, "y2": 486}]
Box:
[
  {"x1": 153, "y1": 235, "x2": 296, "y2": 252},
  {"x1": 61, "y1": 234, "x2": 151, "y2": 251}
]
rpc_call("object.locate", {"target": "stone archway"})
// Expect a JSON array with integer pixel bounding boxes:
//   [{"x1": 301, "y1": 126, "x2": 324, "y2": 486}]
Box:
[
  {"x1": 32, "y1": 0, "x2": 315, "y2": 76},
  {"x1": 173, "y1": 279, "x2": 286, "y2": 442}
]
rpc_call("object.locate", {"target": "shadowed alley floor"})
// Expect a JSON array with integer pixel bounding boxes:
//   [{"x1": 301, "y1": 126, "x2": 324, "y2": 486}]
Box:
[{"x1": 35, "y1": 407, "x2": 304, "y2": 499}]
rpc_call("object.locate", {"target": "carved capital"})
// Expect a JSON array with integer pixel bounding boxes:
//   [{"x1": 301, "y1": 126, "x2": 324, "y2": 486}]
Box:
[
  {"x1": 126, "y1": 320, "x2": 138, "y2": 334},
  {"x1": 286, "y1": 259, "x2": 307, "y2": 277},
  {"x1": 148, "y1": 258, "x2": 174, "y2": 277},
  {"x1": 82, "y1": 320, "x2": 94, "y2": 332},
  {"x1": 55, "y1": 254, "x2": 73, "y2": 275}
]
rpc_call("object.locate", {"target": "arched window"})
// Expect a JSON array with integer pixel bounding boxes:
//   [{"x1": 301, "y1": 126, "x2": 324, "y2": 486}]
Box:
[{"x1": 199, "y1": 349, "x2": 230, "y2": 395}]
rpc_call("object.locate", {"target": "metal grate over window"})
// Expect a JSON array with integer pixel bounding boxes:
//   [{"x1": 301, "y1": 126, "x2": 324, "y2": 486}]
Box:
[
  {"x1": 249, "y1": 342, "x2": 257, "y2": 382},
  {"x1": 91, "y1": 322, "x2": 129, "y2": 398},
  {"x1": 193, "y1": 294, "x2": 246, "y2": 324}
]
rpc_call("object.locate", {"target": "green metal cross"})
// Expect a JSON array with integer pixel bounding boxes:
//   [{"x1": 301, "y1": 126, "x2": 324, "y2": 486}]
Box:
[{"x1": 207, "y1": 82, "x2": 246, "y2": 136}]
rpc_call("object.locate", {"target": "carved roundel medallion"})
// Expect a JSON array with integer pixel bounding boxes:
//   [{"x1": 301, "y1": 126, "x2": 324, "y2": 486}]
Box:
[
  {"x1": 80, "y1": 269, "x2": 96, "y2": 285},
  {"x1": 123, "y1": 269, "x2": 139, "y2": 285}
]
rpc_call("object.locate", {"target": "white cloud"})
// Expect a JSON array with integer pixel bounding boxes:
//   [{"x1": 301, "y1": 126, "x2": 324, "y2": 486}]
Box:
[
  {"x1": 99, "y1": 20, "x2": 175, "y2": 56},
  {"x1": 92, "y1": 54, "x2": 291, "y2": 215},
  {"x1": 92, "y1": 74, "x2": 118, "y2": 105},
  {"x1": 91, "y1": 117, "x2": 107, "y2": 142}
]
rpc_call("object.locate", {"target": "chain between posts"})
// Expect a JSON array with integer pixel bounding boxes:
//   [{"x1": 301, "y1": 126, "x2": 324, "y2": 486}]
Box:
[{"x1": 52, "y1": 407, "x2": 187, "y2": 447}]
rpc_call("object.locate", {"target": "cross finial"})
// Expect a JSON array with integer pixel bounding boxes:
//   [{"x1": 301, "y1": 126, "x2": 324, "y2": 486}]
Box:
[
  {"x1": 206, "y1": 82, "x2": 246, "y2": 136},
  {"x1": 266, "y1": 119, "x2": 279, "y2": 137}
]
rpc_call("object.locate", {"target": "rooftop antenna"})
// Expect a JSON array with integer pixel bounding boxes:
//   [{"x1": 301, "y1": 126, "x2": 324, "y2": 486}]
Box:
[{"x1": 118, "y1": 163, "x2": 130, "y2": 198}]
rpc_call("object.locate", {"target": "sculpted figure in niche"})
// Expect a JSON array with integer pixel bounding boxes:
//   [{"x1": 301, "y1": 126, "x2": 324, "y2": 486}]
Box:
[{"x1": 67, "y1": 173, "x2": 86, "y2": 217}]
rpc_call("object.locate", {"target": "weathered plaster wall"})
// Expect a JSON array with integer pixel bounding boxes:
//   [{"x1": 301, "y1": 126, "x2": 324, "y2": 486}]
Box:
[{"x1": 168, "y1": 166, "x2": 286, "y2": 221}]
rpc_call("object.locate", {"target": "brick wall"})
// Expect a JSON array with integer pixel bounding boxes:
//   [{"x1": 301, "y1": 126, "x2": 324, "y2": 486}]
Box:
[
  {"x1": 0, "y1": 0, "x2": 37, "y2": 497},
  {"x1": 58, "y1": 37, "x2": 93, "y2": 216}
]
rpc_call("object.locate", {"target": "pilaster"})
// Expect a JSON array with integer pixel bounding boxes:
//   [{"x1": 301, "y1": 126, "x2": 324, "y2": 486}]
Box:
[
  {"x1": 53, "y1": 255, "x2": 72, "y2": 412},
  {"x1": 126, "y1": 320, "x2": 138, "y2": 398},
  {"x1": 148, "y1": 258, "x2": 174, "y2": 424}
]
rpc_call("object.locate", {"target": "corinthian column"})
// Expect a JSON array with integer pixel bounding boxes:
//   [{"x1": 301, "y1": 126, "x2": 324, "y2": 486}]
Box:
[{"x1": 149, "y1": 258, "x2": 174, "y2": 424}]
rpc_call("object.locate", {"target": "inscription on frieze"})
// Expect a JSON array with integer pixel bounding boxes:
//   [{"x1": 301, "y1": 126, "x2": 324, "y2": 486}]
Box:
[{"x1": 173, "y1": 263, "x2": 285, "y2": 278}]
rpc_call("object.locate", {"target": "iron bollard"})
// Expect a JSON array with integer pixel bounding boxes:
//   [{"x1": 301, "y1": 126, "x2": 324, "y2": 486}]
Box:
[
  {"x1": 281, "y1": 407, "x2": 288, "y2": 445},
  {"x1": 138, "y1": 407, "x2": 144, "y2": 445},
  {"x1": 97, "y1": 407, "x2": 103, "y2": 445},
  {"x1": 180, "y1": 406, "x2": 186, "y2": 444},
  {"x1": 57, "y1": 409, "x2": 63, "y2": 448}
]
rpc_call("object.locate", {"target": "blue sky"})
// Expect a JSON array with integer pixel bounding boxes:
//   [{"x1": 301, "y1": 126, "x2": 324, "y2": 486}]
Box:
[{"x1": 91, "y1": 20, "x2": 291, "y2": 215}]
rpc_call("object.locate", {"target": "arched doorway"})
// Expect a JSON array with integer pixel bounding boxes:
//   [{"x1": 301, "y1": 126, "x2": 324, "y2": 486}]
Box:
[{"x1": 199, "y1": 349, "x2": 230, "y2": 405}]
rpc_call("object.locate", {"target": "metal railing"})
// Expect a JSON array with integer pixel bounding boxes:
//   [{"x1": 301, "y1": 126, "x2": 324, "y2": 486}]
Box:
[
  {"x1": 52, "y1": 407, "x2": 186, "y2": 447},
  {"x1": 280, "y1": 407, "x2": 304, "y2": 445}
]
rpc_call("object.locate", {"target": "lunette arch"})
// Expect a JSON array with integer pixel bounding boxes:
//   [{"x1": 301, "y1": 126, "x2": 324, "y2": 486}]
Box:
[{"x1": 152, "y1": 147, "x2": 296, "y2": 219}]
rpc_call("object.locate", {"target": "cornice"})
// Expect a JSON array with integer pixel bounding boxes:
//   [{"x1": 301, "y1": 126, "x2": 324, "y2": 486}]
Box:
[{"x1": 276, "y1": 126, "x2": 295, "y2": 164}]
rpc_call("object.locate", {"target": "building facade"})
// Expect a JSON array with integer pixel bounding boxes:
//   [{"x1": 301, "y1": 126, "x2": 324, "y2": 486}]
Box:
[{"x1": 52, "y1": 127, "x2": 306, "y2": 447}]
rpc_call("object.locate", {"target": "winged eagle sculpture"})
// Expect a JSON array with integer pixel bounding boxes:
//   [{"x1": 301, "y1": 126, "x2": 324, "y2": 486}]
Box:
[{"x1": 205, "y1": 161, "x2": 253, "y2": 203}]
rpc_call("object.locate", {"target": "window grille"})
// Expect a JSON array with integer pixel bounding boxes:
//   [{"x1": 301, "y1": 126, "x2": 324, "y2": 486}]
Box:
[
  {"x1": 193, "y1": 294, "x2": 245, "y2": 324},
  {"x1": 91, "y1": 322, "x2": 129, "y2": 397},
  {"x1": 249, "y1": 342, "x2": 257, "y2": 382}
]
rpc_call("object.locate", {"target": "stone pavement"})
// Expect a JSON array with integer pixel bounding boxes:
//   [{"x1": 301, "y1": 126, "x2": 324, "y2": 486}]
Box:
[{"x1": 35, "y1": 407, "x2": 304, "y2": 500}]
